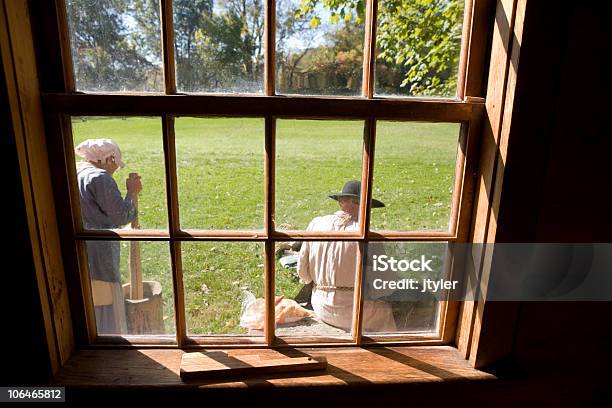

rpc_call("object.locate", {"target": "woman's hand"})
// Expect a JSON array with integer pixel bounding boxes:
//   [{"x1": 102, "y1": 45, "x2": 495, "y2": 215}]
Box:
[{"x1": 126, "y1": 172, "x2": 142, "y2": 198}]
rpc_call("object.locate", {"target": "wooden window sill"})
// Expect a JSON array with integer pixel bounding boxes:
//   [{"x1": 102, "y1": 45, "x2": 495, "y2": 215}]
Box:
[{"x1": 51, "y1": 346, "x2": 495, "y2": 389}]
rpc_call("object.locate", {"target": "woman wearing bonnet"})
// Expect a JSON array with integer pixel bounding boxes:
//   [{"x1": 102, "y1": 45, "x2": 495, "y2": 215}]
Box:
[{"x1": 75, "y1": 139, "x2": 142, "y2": 335}]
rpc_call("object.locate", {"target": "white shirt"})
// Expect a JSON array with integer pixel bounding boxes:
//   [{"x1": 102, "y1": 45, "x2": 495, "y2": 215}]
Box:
[{"x1": 298, "y1": 211, "x2": 396, "y2": 332}]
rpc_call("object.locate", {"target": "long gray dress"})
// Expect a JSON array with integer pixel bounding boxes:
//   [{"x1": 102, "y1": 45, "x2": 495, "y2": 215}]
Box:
[{"x1": 77, "y1": 162, "x2": 136, "y2": 334}]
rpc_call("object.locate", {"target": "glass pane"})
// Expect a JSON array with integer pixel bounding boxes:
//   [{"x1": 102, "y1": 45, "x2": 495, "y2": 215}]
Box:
[
  {"x1": 182, "y1": 242, "x2": 265, "y2": 336},
  {"x1": 370, "y1": 121, "x2": 460, "y2": 231},
  {"x1": 66, "y1": 0, "x2": 164, "y2": 92},
  {"x1": 85, "y1": 240, "x2": 175, "y2": 336},
  {"x1": 375, "y1": 0, "x2": 465, "y2": 97},
  {"x1": 275, "y1": 119, "x2": 364, "y2": 230},
  {"x1": 175, "y1": 118, "x2": 264, "y2": 230},
  {"x1": 276, "y1": 0, "x2": 364, "y2": 95},
  {"x1": 275, "y1": 241, "x2": 355, "y2": 338},
  {"x1": 72, "y1": 117, "x2": 168, "y2": 230},
  {"x1": 362, "y1": 241, "x2": 445, "y2": 335},
  {"x1": 173, "y1": 0, "x2": 264, "y2": 93}
]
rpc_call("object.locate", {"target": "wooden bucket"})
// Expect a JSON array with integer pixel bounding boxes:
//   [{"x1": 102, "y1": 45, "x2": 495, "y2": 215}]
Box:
[
  {"x1": 122, "y1": 281, "x2": 164, "y2": 334},
  {"x1": 123, "y1": 174, "x2": 165, "y2": 335}
]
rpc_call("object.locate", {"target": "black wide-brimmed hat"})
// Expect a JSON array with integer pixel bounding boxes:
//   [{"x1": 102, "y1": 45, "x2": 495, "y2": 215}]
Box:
[{"x1": 327, "y1": 180, "x2": 385, "y2": 208}]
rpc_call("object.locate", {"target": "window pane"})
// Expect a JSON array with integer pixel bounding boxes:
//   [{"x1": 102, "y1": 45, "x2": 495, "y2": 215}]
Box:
[
  {"x1": 175, "y1": 117, "x2": 264, "y2": 230},
  {"x1": 275, "y1": 119, "x2": 364, "y2": 230},
  {"x1": 85, "y1": 240, "x2": 176, "y2": 336},
  {"x1": 182, "y1": 242, "x2": 265, "y2": 336},
  {"x1": 72, "y1": 117, "x2": 168, "y2": 230},
  {"x1": 66, "y1": 0, "x2": 164, "y2": 92},
  {"x1": 276, "y1": 0, "x2": 364, "y2": 95},
  {"x1": 370, "y1": 121, "x2": 460, "y2": 231},
  {"x1": 173, "y1": 0, "x2": 264, "y2": 93},
  {"x1": 275, "y1": 240, "x2": 355, "y2": 339},
  {"x1": 362, "y1": 241, "x2": 445, "y2": 335},
  {"x1": 375, "y1": 0, "x2": 465, "y2": 97}
]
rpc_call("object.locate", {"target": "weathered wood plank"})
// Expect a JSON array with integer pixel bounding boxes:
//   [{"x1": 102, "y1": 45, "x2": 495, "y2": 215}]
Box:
[
  {"x1": 468, "y1": 0, "x2": 526, "y2": 369},
  {"x1": 461, "y1": 0, "x2": 495, "y2": 98},
  {"x1": 1, "y1": 0, "x2": 75, "y2": 372},
  {"x1": 264, "y1": 0, "x2": 276, "y2": 95},
  {"x1": 73, "y1": 230, "x2": 458, "y2": 241},
  {"x1": 159, "y1": 0, "x2": 176, "y2": 94},
  {"x1": 180, "y1": 352, "x2": 327, "y2": 380},
  {"x1": 361, "y1": 0, "x2": 378, "y2": 98},
  {"x1": 264, "y1": 117, "x2": 276, "y2": 345},
  {"x1": 52, "y1": 346, "x2": 495, "y2": 387},
  {"x1": 42, "y1": 93, "x2": 481, "y2": 122}
]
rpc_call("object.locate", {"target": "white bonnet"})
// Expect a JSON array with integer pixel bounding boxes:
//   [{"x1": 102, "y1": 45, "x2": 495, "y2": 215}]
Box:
[{"x1": 75, "y1": 139, "x2": 125, "y2": 168}]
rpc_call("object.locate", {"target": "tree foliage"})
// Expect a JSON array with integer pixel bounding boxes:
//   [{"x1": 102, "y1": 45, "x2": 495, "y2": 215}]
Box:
[
  {"x1": 297, "y1": 0, "x2": 464, "y2": 96},
  {"x1": 290, "y1": 24, "x2": 364, "y2": 94},
  {"x1": 67, "y1": 0, "x2": 160, "y2": 91},
  {"x1": 67, "y1": 0, "x2": 463, "y2": 95}
]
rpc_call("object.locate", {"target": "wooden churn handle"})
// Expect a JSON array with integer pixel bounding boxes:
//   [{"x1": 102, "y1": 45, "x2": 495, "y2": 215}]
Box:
[{"x1": 129, "y1": 173, "x2": 143, "y2": 300}]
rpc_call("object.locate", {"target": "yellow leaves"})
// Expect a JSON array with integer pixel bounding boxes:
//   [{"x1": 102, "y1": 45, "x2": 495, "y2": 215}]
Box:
[{"x1": 309, "y1": 16, "x2": 321, "y2": 29}]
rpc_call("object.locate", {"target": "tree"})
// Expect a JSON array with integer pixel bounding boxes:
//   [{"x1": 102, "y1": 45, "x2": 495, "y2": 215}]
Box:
[
  {"x1": 67, "y1": 0, "x2": 160, "y2": 91},
  {"x1": 222, "y1": 0, "x2": 265, "y2": 81},
  {"x1": 276, "y1": 0, "x2": 321, "y2": 91},
  {"x1": 190, "y1": 0, "x2": 265, "y2": 91},
  {"x1": 296, "y1": 24, "x2": 364, "y2": 94},
  {"x1": 130, "y1": 0, "x2": 216, "y2": 91},
  {"x1": 69, "y1": 0, "x2": 460, "y2": 95},
  {"x1": 131, "y1": 0, "x2": 264, "y2": 92},
  {"x1": 297, "y1": 0, "x2": 464, "y2": 96}
]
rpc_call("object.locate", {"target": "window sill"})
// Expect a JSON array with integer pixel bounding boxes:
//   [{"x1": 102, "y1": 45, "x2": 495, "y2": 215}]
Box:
[{"x1": 50, "y1": 346, "x2": 495, "y2": 390}]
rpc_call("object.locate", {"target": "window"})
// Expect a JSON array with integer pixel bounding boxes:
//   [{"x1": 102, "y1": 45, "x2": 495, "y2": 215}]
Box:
[{"x1": 41, "y1": 0, "x2": 488, "y2": 348}]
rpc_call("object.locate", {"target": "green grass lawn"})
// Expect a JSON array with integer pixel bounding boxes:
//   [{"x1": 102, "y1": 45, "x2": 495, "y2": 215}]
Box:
[{"x1": 72, "y1": 116, "x2": 459, "y2": 335}]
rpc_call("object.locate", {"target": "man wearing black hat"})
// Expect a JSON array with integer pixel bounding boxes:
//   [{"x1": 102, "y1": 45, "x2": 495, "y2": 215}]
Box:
[{"x1": 297, "y1": 180, "x2": 397, "y2": 332}]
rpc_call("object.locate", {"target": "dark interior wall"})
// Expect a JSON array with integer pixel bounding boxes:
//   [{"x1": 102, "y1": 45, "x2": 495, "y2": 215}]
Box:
[
  {"x1": 496, "y1": 2, "x2": 612, "y2": 244},
  {"x1": 0, "y1": 62, "x2": 51, "y2": 383},
  {"x1": 496, "y1": 0, "x2": 612, "y2": 402}
]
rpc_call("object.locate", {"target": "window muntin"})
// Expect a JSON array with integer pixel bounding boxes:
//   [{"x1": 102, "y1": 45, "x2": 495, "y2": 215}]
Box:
[{"x1": 56, "y1": 0, "x2": 478, "y2": 345}]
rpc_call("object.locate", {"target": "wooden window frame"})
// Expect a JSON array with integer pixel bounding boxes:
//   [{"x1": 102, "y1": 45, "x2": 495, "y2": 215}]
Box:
[{"x1": 1, "y1": 0, "x2": 527, "y2": 373}]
